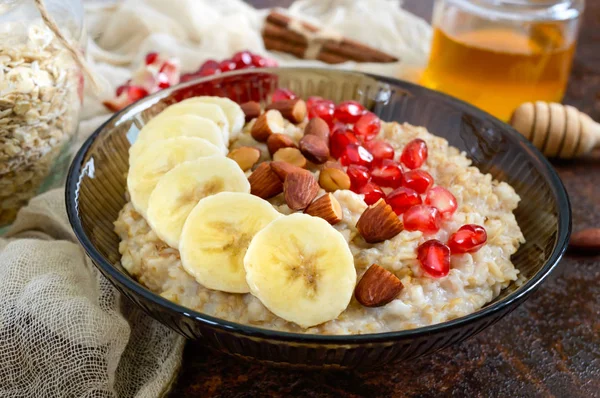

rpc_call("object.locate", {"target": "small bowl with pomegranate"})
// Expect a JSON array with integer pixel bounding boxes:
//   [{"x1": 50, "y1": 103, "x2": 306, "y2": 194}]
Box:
[{"x1": 67, "y1": 68, "x2": 570, "y2": 368}]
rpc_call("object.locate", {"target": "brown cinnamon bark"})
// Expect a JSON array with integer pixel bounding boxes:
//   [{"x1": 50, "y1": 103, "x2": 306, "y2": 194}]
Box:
[{"x1": 262, "y1": 11, "x2": 399, "y2": 64}]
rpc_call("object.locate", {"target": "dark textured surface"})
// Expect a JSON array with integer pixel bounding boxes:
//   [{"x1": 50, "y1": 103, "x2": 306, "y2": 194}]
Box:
[{"x1": 170, "y1": 1, "x2": 600, "y2": 396}]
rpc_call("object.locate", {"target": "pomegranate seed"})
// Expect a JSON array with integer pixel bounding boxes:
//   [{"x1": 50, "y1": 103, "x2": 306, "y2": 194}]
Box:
[
  {"x1": 179, "y1": 72, "x2": 199, "y2": 82},
  {"x1": 334, "y1": 100, "x2": 365, "y2": 124},
  {"x1": 425, "y1": 187, "x2": 457, "y2": 219},
  {"x1": 199, "y1": 60, "x2": 220, "y2": 76},
  {"x1": 306, "y1": 96, "x2": 323, "y2": 109},
  {"x1": 329, "y1": 128, "x2": 359, "y2": 158},
  {"x1": 263, "y1": 57, "x2": 278, "y2": 67},
  {"x1": 403, "y1": 205, "x2": 441, "y2": 234},
  {"x1": 126, "y1": 85, "x2": 149, "y2": 102},
  {"x1": 251, "y1": 54, "x2": 267, "y2": 67},
  {"x1": 339, "y1": 144, "x2": 373, "y2": 168},
  {"x1": 272, "y1": 88, "x2": 297, "y2": 102},
  {"x1": 308, "y1": 99, "x2": 335, "y2": 126},
  {"x1": 386, "y1": 187, "x2": 422, "y2": 215},
  {"x1": 359, "y1": 182, "x2": 385, "y2": 205},
  {"x1": 219, "y1": 59, "x2": 236, "y2": 72},
  {"x1": 371, "y1": 159, "x2": 403, "y2": 188},
  {"x1": 157, "y1": 73, "x2": 170, "y2": 89},
  {"x1": 448, "y1": 224, "x2": 487, "y2": 254},
  {"x1": 347, "y1": 164, "x2": 371, "y2": 191},
  {"x1": 145, "y1": 52, "x2": 159, "y2": 65},
  {"x1": 159, "y1": 61, "x2": 179, "y2": 85},
  {"x1": 232, "y1": 51, "x2": 252, "y2": 68},
  {"x1": 364, "y1": 140, "x2": 394, "y2": 164},
  {"x1": 403, "y1": 169, "x2": 434, "y2": 194},
  {"x1": 401, "y1": 139, "x2": 428, "y2": 169},
  {"x1": 417, "y1": 240, "x2": 450, "y2": 278},
  {"x1": 353, "y1": 112, "x2": 381, "y2": 141},
  {"x1": 115, "y1": 81, "x2": 130, "y2": 97}
]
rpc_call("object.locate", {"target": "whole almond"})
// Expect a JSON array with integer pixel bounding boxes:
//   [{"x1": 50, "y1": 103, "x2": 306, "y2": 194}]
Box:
[
  {"x1": 305, "y1": 193, "x2": 343, "y2": 225},
  {"x1": 299, "y1": 135, "x2": 330, "y2": 164},
  {"x1": 283, "y1": 169, "x2": 319, "y2": 210},
  {"x1": 355, "y1": 264, "x2": 404, "y2": 307},
  {"x1": 569, "y1": 228, "x2": 600, "y2": 254},
  {"x1": 356, "y1": 199, "x2": 404, "y2": 243},
  {"x1": 304, "y1": 117, "x2": 330, "y2": 140},
  {"x1": 251, "y1": 110, "x2": 284, "y2": 142},
  {"x1": 248, "y1": 162, "x2": 283, "y2": 199},
  {"x1": 271, "y1": 161, "x2": 304, "y2": 181},
  {"x1": 266, "y1": 99, "x2": 307, "y2": 124},
  {"x1": 267, "y1": 133, "x2": 297, "y2": 156},
  {"x1": 240, "y1": 101, "x2": 261, "y2": 122},
  {"x1": 273, "y1": 147, "x2": 307, "y2": 168},
  {"x1": 319, "y1": 166, "x2": 351, "y2": 192},
  {"x1": 227, "y1": 146, "x2": 261, "y2": 171}
]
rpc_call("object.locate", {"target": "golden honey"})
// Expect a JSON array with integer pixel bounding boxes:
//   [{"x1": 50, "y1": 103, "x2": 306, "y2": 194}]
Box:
[{"x1": 421, "y1": 27, "x2": 576, "y2": 121}]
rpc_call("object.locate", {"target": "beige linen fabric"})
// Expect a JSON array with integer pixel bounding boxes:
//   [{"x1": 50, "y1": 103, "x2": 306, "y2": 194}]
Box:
[{"x1": 0, "y1": 0, "x2": 430, "y2": 396}]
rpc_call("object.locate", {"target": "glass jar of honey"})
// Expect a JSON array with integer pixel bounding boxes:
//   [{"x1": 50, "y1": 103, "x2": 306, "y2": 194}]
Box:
[{"x1": 420, "y1": 0, "x2": 584, "y2": 121}]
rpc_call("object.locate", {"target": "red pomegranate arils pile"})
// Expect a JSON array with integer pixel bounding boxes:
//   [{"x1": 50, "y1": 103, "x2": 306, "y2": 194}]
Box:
[
  {"x1": 386, "y1": 187, "x2": 422, "y2": 215},
  {"x1": 347, "y1": 165, "x2": 371, "y2": 191},
  {"x1": 105, "y1": 50, "x2": 278, "y2": 112},
  {"x1": 334, "y1": 100, "x2": 365, "y2": 124},
  {"x1": 402, "y1": 169, "x2": 434, "y2": 194},
  {"x1": 359, "y1": 182, "x2": 385, "y2": 205},
  {"x1": 370, "y1": 159, "x2": 403, "y2": 188},
  {"x1": 364, "y1": 140, "x2": 394, "y2": 163},
  {"x1": 353, "y1": 112, "x2": 381, "y2": 141}
]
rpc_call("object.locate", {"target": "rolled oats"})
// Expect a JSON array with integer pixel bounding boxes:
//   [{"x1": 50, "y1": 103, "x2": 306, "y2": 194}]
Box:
[{"x1": 0, "y1": 25, "x2": 81, "y2": 226}]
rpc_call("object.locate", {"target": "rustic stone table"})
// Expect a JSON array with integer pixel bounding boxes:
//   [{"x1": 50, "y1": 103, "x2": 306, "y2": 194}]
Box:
[{"x1": 170, "y1": 1, "x2": 600, "y2": 396}]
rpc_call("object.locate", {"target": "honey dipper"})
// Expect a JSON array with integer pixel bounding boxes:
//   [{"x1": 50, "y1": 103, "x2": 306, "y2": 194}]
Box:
[{"x1": 510, "y1": 101, "x2": 600, "y2": 158}]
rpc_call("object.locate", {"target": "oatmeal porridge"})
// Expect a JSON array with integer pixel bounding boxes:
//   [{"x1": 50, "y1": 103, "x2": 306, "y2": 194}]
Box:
[{"x1": 114, "y1": 94, "x2": 525, "y2": 335}]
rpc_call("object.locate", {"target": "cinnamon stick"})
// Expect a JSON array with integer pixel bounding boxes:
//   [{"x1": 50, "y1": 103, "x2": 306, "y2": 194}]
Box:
[{"x1": 263, "y1": 11, "x2": 398, "y2": 64}]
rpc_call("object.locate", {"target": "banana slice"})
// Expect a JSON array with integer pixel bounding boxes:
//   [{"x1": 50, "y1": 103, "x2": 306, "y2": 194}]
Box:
[
  {"x1": 146, "y1": 101, "x2": 230, "y2": 143},
  {"x1": 244, "y1": 213, "x2": 356, "y2": 328},
  {"x1": 127, "y1": 137, "x2": 222, "y2": 217},
  {"x1": 183, "y1": 96, "x2": 245, "y2": 140},
  {"x1": 147, "y1": 157, "x2": 250, "y2": 248},
  {"x1": 180, "y1": 192, "x2": 281, "y2": 293},
  {"x1": 130, "y1": 114, "x2": 227, "y2": 162}
]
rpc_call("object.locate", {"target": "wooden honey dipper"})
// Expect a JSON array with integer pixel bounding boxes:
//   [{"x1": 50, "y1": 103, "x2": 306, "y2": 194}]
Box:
[{"x1": 510, "y1": 101, "x2": 600, "y2": 158}]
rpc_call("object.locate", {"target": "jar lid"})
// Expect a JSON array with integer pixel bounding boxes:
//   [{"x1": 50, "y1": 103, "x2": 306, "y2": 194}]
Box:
[{"x1": 447, "y1": 0, "x2": 584, "y2": 21}]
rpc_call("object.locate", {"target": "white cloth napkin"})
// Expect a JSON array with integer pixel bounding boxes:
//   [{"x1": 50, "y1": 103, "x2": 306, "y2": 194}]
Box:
[{"x1": 0, "y1": 1, "x2": 431, "y2": 397}]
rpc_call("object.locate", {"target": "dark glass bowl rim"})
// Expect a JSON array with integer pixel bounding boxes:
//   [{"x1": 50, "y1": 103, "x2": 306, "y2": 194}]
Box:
[{"x1": 66, "y1": 67, "x2": 571, "y2": 344}]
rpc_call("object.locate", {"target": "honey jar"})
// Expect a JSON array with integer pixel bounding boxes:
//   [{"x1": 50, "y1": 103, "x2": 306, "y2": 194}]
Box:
[{"x1": 420, "y1": 0, "x2": 584, "y2": 121}]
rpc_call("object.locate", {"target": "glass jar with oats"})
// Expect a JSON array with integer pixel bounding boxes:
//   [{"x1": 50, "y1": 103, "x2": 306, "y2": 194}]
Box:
[{"x1": 0, "y1": 0, "x2": 84, "y2": 228}]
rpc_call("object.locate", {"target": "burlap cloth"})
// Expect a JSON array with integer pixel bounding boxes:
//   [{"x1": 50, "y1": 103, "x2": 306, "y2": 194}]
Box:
[{"x1": 0, "y1": 1, "x2": 430, "y2": 396}]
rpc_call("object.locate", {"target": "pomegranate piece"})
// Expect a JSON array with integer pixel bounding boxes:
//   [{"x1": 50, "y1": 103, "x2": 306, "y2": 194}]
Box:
[
  {"x1": 400, "y1": 138, "x2": 428, "y2": 169},
  {"x1": 251, "y1": 54, "x2": 268, "y2": 67},
  {"x1": 403, "y1": 205, "x2": 441, "y2": 234},
  {"x1": 126, "y1": 85, "x2": 149, "y2": 101},
  {"x1": 339, "y1": 144, "x2": 374, "y2": 168},
  {"x1": 334, "y1": 100, "x2": 365, "y2": 124},
  {"x1": 402, "y1": 169, "x2": 434, "y2": 194},
  {"x1": 306, "y1": 96, "x2": 323, "y2": 109},
  {"x1": 359, "y1": 182, "x2": 385, "y2": 205},
  {"x1": 364, "y1": 140, "x2": 394, "y2": 164},
  {"x1": 425, "y1": 186, "x2": 458, "y2": 219},
  {"x1": 417, "y1": 240, "x2": 451, "y2": 278},
  {"x1": 199, "y1": 59, "x2": 220, "y2": 76},
  {"x1": 308, "y1": 99, "x2": 335, "y2": 126},
  {"x1": 448, "y1": 224, "x2": 487, "y2": 254},
  {"x1": 115, "y1": 81, "x2": 130, "y2": 97},
  {"x1": 386, "y1": 187, "x2": 422, "y2": 215},
  {"x1": 329, "y1": 128, "x2": 359, "y2": 158},
  {"x1": 347, "y1": 164, "x2": 371, "y2": 191},
  {"x1": 232, "y1": 50, "x2": 253, "y2": 68},
  {"x1": 271, "y1": 88, "x2": 297, "y2": 102},
  {"x1": 145, "y1": 52, "x2": 159, "y2": 65},
  {"x1": 219, "y1": 59, "x2": 236, "y2": 72},
  {"x1": 371, "y1": 159, "x2": 403, "y2": 188},
  {"x1": 353, "y1": 112, "x2": 381, "y2": 142}
]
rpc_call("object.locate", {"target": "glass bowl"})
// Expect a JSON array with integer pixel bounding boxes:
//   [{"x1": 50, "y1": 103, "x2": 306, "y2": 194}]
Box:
[{"x1": 65, "y1": 68, "x2": 570, "y2": 369}]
